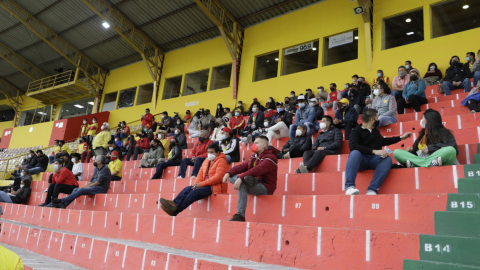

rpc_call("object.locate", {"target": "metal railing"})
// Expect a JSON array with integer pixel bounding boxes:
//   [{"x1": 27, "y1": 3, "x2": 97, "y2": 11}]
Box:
[{"x1": 27, "y1": 70, "x2": 75, "y2": 94}]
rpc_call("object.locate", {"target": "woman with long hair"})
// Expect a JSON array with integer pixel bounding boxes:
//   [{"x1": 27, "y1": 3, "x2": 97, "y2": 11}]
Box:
[
  {"x1": 215, "y1": 103, "x2": 225, "y2": 118},
  {"x1": 0, "y1": 177, "x2": 32, "y2": 204},
  {"x1": 393, "y1": 109, "x2": 458, "y2": 168}
]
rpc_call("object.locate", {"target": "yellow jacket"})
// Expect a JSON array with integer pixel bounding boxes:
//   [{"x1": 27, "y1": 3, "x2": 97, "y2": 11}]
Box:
[
  {"x1": 92, "y1": 130, "x2": 111, "y2": 149},
  {"x1": 161, "y1": 138, "x2": 170, "y2": 154},
  {"x1": 108, "y1": 158, "x2": 123, "y2": 176},
  {"x1": 0, "y1": 245, "x2": 24, "y2": 270},
  {"x1": 60, "y1": 144, "x2": 71, "y2": 155},
  {"x1": 87, "y1": 123, "x2": 98, "y2": 136}
]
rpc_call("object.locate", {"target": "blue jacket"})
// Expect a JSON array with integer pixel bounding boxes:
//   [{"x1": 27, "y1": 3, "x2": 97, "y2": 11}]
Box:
[
  {"x1": 334, "y1": 106, "x2": 358, "y2": 124},
  {"x1": 247, "y1": 110, "x2": 265, "y2": 127},
  {"x1": 294, "y1": 105, "x2": 319, "y2": 129},
  {"x1": 403, "y1": 80, "x2": 426, "y2": 99},
  {"x1": 462, "y1": 92, "x2": 480, "y2": 106}
]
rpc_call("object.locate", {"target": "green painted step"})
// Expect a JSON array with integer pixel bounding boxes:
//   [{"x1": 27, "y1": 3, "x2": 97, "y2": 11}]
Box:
[
  {"x1": 420, "y1": 234, "x2": 480, "y2": 267},
  {"x1": 404, "y1": 259, "x2": 480, "y2": 269},
  {"x1": 435, "y1": 212, "x2": 480, "y2": 238},
  {"x1": 458, "y1": 178, "x2": 480, "y2": 194},
  {"x1": 447, "y1": 194, "x2": 480, "y2": 212},
  {"x1": 478, "y1": 144, "x2": 480, "y2": 154},
  {"x1": 474, "y1": 154, "x2": 480, "y2": 164},
  {"x1": 463, "y1": 164, "x2": 480, "y2": 178}
]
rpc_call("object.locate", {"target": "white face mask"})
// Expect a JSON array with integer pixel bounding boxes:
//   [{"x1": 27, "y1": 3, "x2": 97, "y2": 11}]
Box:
[
  {"x1": 252, "y1": 108, "x2": 257, "y2": 113},
  {"x1": 309, "y1": 102, "x2": 315, "y2": 106},
  {"x1": 295, "y1": 129, "x2": 303, "y2": 137},
  {"x1": 21, "y1": 172, "x2": 26, "y2": 176},
  {"x1": 20, "y1": 184, "x2": 24, "y2": 188},
  {"x1": 83, "y1": 121, "x2": 87, "y2": 124},
  {"x1": 268, "y1": 99, "x2": 272, "y2": 102},
  {"x1": 162, "y1": 115, "x2": 165, "y2": 119},
  {"x1": 235, "y1": 112, "x2": 240, "y2": 116},
  {"x1": 237, "y1": 103, "x2": 241, "y2": 106},
  {"x1": 218, "y1": 105, "x2": 220, "y2": 108},
  {"x1": 157, "y1": 134, "x2": 162, "y2": 139},
  {"x1": 54, "y1": 164, "x2": 60, "y2": 170},
  {"x1": 92, "y1": 120, "x2": 96, "y2": 123},
  {"x1": 373, "y1": 89, "x2": 380, "y2": 96},
  {"x1": 377, "y1": 73, "x2": 382, "y2": 77},
  {"x1": 109, "y1": 146, "x2": 114, "y2": 150},
  {"x1": 264, "y1": 122, "x2": 269, "y2": 127},
  {"x1": 405, "y1": 65, "x2": 410, "y2": 69},
  {"x1": 207, "y1": 153, "x2": 216, "y2": 161},
  {"x1": 174, "y1": 130, "x2": 179, "y2": 134},
  {"x1": 251, "y1": 124, "x2": 256, "y2": 129},
  {"x1": 318, "y1": 89, "x2": 322, "y2": 93},
  {"x1": 430, "y1": 66, "x2": 435, "y2": 70},
  {"x1": 71, "y1": 158, "x2": 76, "y2": 163},
  {"x1": 320, "y1": 122, "x2": 327, "y2": 130},
  {"x1": 177, "y1": 121, "x2": 181, "y2": 124},
  {"x1": 420, "y1": 120, "x2": 426, "y2": 129}
]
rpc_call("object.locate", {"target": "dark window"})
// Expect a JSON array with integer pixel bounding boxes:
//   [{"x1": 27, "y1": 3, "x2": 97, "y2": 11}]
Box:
[
  {"x1": 19, "y1": 106, "x2": 51, "y2": 126},
  {"x1": 59, "y1": 97, "x2": 95, "y2": 119},
  {"x1": 210, "y1": 64, "x2": 232, "y2": 90},
  {"x1": 383, "y1": 8, "x2": 424, "y2": 50},
  {"x1": 117, "y1": 87, "x2": 137, "y2": 109},
  {"x1": 254, "y1": 51, "x2": 279, "y2": 82},
  {"x1": 102, "y1": 92, "x2": 118, "y2": 112},
  {"x1": 431, "y1": 0, "x2": 480, "y2": 38},
  {"x1": 137, "y1": 83, "x2": 154, "y2": 105},
  {"x1": 324, "y1": 31, "x2": 358, "y2": 66},
  {"x1": 163, "y1": 76, "x2": 182, "y2": 100},
  {"x1": 283, "y1": 41, "x2": 319, "y2": 75},
  {"x1": 183, "y1": 69, "x2": 209, "y2": 96}
]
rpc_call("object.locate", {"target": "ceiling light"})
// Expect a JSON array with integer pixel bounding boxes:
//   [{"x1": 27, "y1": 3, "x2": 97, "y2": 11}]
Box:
[
  {"x1": 275, "y1": 58, "x2": 279, "y2": 61},
  {"x1": 312, "y1": 47, "x2": 317, "y2": 51},
  {"x1": 267, "y1": 60, "x2": 270, "y2": 62},
  {"x1": 102, "y1": 21, "x2": 110, "y2": 29},
  {"x1": 354, "y1": 36, "x2": 359, "y2": 40},
  {"x1": 463, "y1": 5, "x2": 469, "y2": 9},
  {"x1": 74, "y1": 104, "x2": 84, "y2": 108},
  {"x1": 88, "y1": 102, "x2": 94, "y2": 105},
  {"x1": 406, "y1": 32, "x2": 414, "y2": 35},
  {"x1": 37, "y1": 112, "x2": 45, "y2": 115},
  {"x1": 406, "y1": 18, "x2": 411, "y2": 23}
]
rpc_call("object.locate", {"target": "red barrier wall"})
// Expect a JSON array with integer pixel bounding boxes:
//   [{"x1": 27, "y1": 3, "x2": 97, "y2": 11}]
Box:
[
  {"x1": 48, "y1": 112, "x2": 110, "y2": 146},
  {"x1": 0, "y1": 128, "x2": 13, "y2": 149}
]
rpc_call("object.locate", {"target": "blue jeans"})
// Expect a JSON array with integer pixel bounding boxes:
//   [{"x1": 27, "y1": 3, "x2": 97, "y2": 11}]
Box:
[
  {"x1": 60, "y1": 186, "x2": 108, "y2": 207},
  {"x1": 345, "y1": 150, "x2": 392, "y2": 193},
  {"x1": 115, "y1": 133, "x2": 128, "y2": 140},
  {"x1": 442, "y1": 78, "x2": 471, "y2": 95},
  {"x1": 0, "y1": 191, "x2": 13, "y2": 203},
  {"x1": 28, "y1": 167, "x2": 45, "y2": 175},
  {"x1": 289, "y1": 122, "x2": 317, "y2": 138},
  {"x1": 49, "y1": 155, "x2": 55, "y2": 164},
  {"x1": 152, "y1": 160, "x2": 182, "y2": 179},
  {"x1": 378, "y1": 116, "x2": 396, "y2": 127},
  {"x1": 225, "y1": 155, "x2": 232, "y2": 164},
  {"x1": 474, "y1": 71, "x2": 480, "y2": 87},
  {"x1": 391, "y1": 90, "x2": 402, "y2": 101},
  {"x1": 178, "y1": 157, "x2": 205, "y2": 178},
  {"x1": 172, "y1": 186, "x2": 212, "y2": 215}
]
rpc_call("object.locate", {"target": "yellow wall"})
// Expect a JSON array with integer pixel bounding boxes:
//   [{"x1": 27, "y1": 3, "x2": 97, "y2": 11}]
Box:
[
  {"x1": 0, "y1": 121, "x2": 14, "y2": 138},
  {"x1": 8, "y1": 121, "x2": 54, "y2": 149}
]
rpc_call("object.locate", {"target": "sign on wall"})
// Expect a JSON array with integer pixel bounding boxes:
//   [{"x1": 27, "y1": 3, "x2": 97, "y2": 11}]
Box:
[
  {"x1": 284, "y1": 42, "x2": 315, "y2": 55},
  {"x1": 328, "y1": 31, "x2": 354, "y2": 48}
]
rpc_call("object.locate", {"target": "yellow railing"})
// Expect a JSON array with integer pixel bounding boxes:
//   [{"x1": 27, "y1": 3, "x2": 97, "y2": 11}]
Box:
[{"x1": 27, "y1": 70, "x2": 75, "y2": 94}]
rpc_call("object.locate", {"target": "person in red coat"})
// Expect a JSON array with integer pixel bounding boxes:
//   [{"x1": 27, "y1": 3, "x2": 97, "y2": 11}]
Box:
[
  {"x1": 177, "y1": 130, "x2": 213, "y2": 179},
  {"x1": 228, "y1": 109, "x2": 245, "y2": 136},
  {"x1": 38, "y1": 158, "x2": 79, "y2": 207},
  {"x1": 222, "y1": 135, "x2": 278, "y2": 222},
  {"x1": 127, "y1": 130, "x2": 150, "y2": 161},
  {"x1": 141, "y1": 108, "x2": 153, "y2": 132}
]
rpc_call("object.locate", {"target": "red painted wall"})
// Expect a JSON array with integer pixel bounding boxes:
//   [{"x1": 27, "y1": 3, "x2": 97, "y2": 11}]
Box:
[
  {"x1": 48, "y1": 112, "x2": 110, "y2": 146},
  {"x1": 0, "y1": 128, "x2": 13, "y2": 149}
]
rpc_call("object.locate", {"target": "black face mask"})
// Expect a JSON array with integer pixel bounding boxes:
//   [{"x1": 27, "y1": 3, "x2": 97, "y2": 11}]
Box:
[
  {"x1": 350, "y1": 89, "x2": 356, "y2": 95},
  {"x1": 284, "y1": 100, "x2": 289, "y2": 104},
  {"x1": 199, "y1": 137, "x2": 206, "y2": 143},
  {"x1": 410, "y1": 75, "x2": 418, "y2": 81},
  {"x1": 357, "y1": 81, "x2": 363, "y2": 87},
  {"x1": 340, "y1": 105, "x2": 347, "y2": 111},
  {"x1": 170, "y1": 142, "x2": 176, "y2": 147},
  {"x1": 373, "y1": 120, "x2": 380, "y2": 129},
  {"x1": 93, "y1": 162, "x2": 98, "y2": 167},
  {"x1": 330, "y1": 87, "x2": 335, "y2": 91},
  {"x1": 452, "y1": 60, "x2": 459, "y2": 66}
]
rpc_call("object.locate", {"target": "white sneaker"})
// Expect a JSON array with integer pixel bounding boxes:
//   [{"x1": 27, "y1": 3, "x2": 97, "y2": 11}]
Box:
[
  {"x1": 406, "y1": 160, "x2": 415, "y2": 168},
  {"x1": 366, "y1": 190, "x2": 377, "y2": 195},
  {"x1": 430, "y1": 156, "x2": 442, "y2": 167},
  {"x1": 176, "y1": 176, "x2": 184, "y2": 179},
  {"x1": 471, "y1": 110, "x2": 476, "y2": 114},
  {"x1": 43, "y1": 188, "x2": 48, "y2": 193},
  {"x1": 283, "y1": 152, "x2": 290, "y2": 159},
  {"x1": 345, "y1": 188, "x2": 360, "y2": 195}
]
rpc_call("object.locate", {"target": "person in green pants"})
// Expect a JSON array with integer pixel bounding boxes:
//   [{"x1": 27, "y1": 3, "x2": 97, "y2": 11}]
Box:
[{"x1": 393, "y1": 109, "x2": 458, "y2": 168}]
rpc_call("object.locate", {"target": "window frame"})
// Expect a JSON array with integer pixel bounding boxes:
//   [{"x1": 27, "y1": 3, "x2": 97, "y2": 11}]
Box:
[
  {"x1": 101, "y1": 92, "x2": 119, "y2": 112},
  {"x1": 116, "y1": 86, "x2": 138, "y2": 110},
  {"x1": 253, "y1": 50, "x2": 280, "y2": 82},
  {"x1": 136, "y1": 83, "x2": 154, "y2": 105},
  {"x1": 323, "y1": 30, "x2": 359, "y2": 66},
  {"x1": 209, "y1": 63, "x2": 233, "y2": 90},
  {"x1": 182, "y1": 68, "x2": 211, "y2": 97},
  {"x1": 281, "y1": 39, "x2": 320, "y2": 76},
  {"x1": 162, "y1": 75, "x2": 183, "y2": 100},
  {"x1": 381, "y1": 7, "x2": 424, "y2": 50}
]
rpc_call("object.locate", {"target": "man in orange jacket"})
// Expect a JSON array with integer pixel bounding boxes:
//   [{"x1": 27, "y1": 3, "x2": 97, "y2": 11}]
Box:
[{"x1": 160, "y1": 144, "x2": 229, "y2": 216}]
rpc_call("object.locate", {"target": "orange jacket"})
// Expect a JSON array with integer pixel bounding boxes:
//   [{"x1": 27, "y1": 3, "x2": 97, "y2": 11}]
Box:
[{"x1": 195, "y1": 153, "x2": 229, "y2": 194}]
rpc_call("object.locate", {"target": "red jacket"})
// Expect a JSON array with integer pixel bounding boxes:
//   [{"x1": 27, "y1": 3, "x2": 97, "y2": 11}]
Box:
[
  {"x1": 52, "y1": 167, "x2": 79, "y2": 186},
  {"x1": 227, "y1": 147, "x2": 278, "y2": 194},
  {"x1": 135, "y1": 137, "x2": 151, "y2": 149},
  {"x1": 191, "y1": 139, "x2": 213, "y2": 158},
  {"x1": 264, "y1": 109, "x2": 277, "y2": 118},
  {"x1": 229, "y1": 115, "x2": 245, "y2": 130},
  {"x1": 195, "y1": 153, "x2": 229, "y2": 194},
  {"x1": 142, "y1": 113, "x2": 153, "y2": 128}
]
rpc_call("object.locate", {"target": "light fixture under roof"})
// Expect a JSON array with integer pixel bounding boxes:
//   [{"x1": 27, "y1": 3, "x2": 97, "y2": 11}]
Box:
[
  {"x1": 274, "y1": 58, "x2": 279, "y2": 61},
  {"x1": 88, "y1": 102, "x2": 94, "y2": 105},
  {"x1": 354, "y1": 36, "x2": 359, "y2": 40},
  {"x1": 406, "y1": 32, "x2": 414, "y2": 35},
  {"x1": 463, "y1": 4, "x2": 469, "y2": 9},
  {"x1": 102, "y1": 21, "x2": 110, "y2": 28},
  {"x1": 74, "y1": 104, "x2": 84, "y2": 108},
  {"x1": 312, "y1": 47, "x2": 317, "y2": 51},
  {"x1": 406, "y1": 18, "x2": 411, "y2": 23}
]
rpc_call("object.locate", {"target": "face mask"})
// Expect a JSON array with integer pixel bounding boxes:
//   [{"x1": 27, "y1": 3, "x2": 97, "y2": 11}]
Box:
[
  {"x1": 466, "y1": 57, "x2": 471, "y2": 62},
  {"x1": 251, "y1": 143, "x2": 259, "y2": 153},
  {"x1": 373, "y1": 120, "x2": 380, "y2": 129},
  {"x1": 175, "y1": 130, "x2": 179, "y2": 134},
  {"x1": 399, "y1": 71, "x2": 406, "y2": 77},
  {"x1": 289, "y1": 94, "x2": 294, "y2": 98},
  {"x1": 452, "y1": 60, "x2": 459, "y2": 66},
  {"x1": 170, "y1": 142, "x2": 176, "y2": 146},
  {"x1": 71, "y1": 158, "x2": 76, "y2": 163},
  {"x1": 330, "y1": 87, "x2": 335, "y2": 91},
  {"x1": 221, "y1": 134, "x2": 228, "y2": 140},
  {"x1": 284, "y1": 100, "x2": 289, "y2": 104},
  {"x1": 277, "y1": 108, "x2": 283, "y2": 112},
  {"x1": 295, "y1": 129, "x2": 303, "y2": 137},
  {"x1": 350, "y1": 89, "x2": 356, "y2": 95},
  {"x1": 30, "y1": 154, "x2": 34, "y2": 158},
  {"x1": 251, "y1": 124, "x2": 256, "y2": 129},
  {"x1": 145, "y1": 111, "x2": 149, "y2": 114},
  {"x1": 83, "y1": 121, "x2": 87, "y2": 124},
  {"x1": 352, "y1": 79, "x2": 356, "y2": 82},
  {"x1": 410, "y1": 75, "x2": 418, "y2": 81},
  {"x1": 79, "y1": 140, "x2": 83, "y2": 143},
  {"x1": 357, "y1": 81, "x2": 363, "y2": 86},
  {"x1": 174, "y1": 113, "x2": 178, "y2": 116},
  {"x1": 318, "y1": 89, "x2": 323, "y2": 93},
  {"x1": 162, "y1": 115, "x2": 165, "y2": 119},
  {"x1": 199, "y1": 137, "x2": 205, "y2": 143},
  {"x1": 345, "y1": 85, "x2": 348, "y2": 89},
  {"x1": 207, "y1": 153, "x2": 216, "y2": 161},
  {"x1": 377, "y1": 73, "x2": 382, "y2": 78},
  {"x1": 235, "y1": 112, "x2": 240, "y2": 116},
  {"x1": 430, "y1": 66, "x2": 435, "y2": 70},
  {"x1": 268, "y1": 99, "x2": 272, "y2": 102},
  {"x1": 177, "y1": 121, "x2": 181, "y2": 124},
  {"x1": 93, "y1": 162, "x2": 98, "y2": 167},
  {"x1": 110, "y1": 157, "x2": 116, "y2": 161},
  {"x1": 54, "y1": 164, "x2": 59, "y2": 170},
  {"x1": 21, "y1": 172, "x2": 26, "y2": 176},
  {"x1": 420, "y1": 120, "x2": 426, "y2": 129},
  {"x1": 20, "y1": 184, "x2": 24, "y2": 188},
  {"x1": 299, "y1": 103, "x2": 305, "y2": 108},
  {"x1": 109, "y1": 146, "x2": 114, "y2": 150},
  {"x1": 309, "y1": 102, "x2": 315, "y2": 106},
  {"x1": 320, "y1": 122, "x2": 327, "y2": 130},
  {"x1": 373, "y1": 89, "x2": 380, "y2": 96},
  {"x1": 237, "y1": 103, "x2": 241, "y2": 107},
  {"x1": 264, "y1": 122, "x2": 269, "y2": 127},
  {"x1": 340, "y1": 105, "x2": 347, "y2": 111},
  {"x1": 252, "y1": 108, "x2": 257, "y2": 113},
  {"x1": 92, "y1": 120, "x2": 96, "y2": 123},
  {"x1": 217, "y1": 105, "x2": 220, "y2": 109},
  {"x1": 157, "y1": 134, "x2": 162, "y2": 139},
  {"x1": 115, "y1": 138, "x2": 119, "y2": 141}
]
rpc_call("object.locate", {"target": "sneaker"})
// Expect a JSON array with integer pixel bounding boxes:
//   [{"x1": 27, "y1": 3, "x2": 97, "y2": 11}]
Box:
[
  {"x1": 471, "y1": 110, "x2": 477, "y2": 114},
  {"x1": 176, "y1": 176, "x2": 184, "y2": 179},
  {"x1": 243, "y1": 176, "x2": 259, "y2": 186},
  {"x1": 45, "y1": 203, "x2": 52, "y2": 207},
  {"x1": 43, "y1": 188, "x2": 48, "y2": 193},
  {"x1": 160, "y1": 198, "x2": 177, "y2": 212},
  {"x1": 241, "y1": 137, "x2": 248, "y2": 143},
  {"x1": 52, "y1": 202, "x2": 66, "y2": 209},
  {"x1": 229, "y1": 213, "x2": 246, "y2": 222},
  {"x1": 161, "y1": 205, "x2": 174, "y2": 216},
  {"x1": 283, "y1": 152, "x2": 290, "y2": 159},
  {"x1": 345, "y1": 187, "x2": 360, "y2": 195},
  {"x1": 406, "y1": 160, "x2": 415, "y2": 168},
  {"x1": 298, "y1": 165, "x2": 309, "y2": 173},
  {"x1": 430, "y1": 156, "x2": 442, "y2": 167},
  {"x1": 52, "y1": 198, "x2": 62, "y2": 204},
  {"x1": 247, "y1": 135, "x2": 252, "y2": 144},
  {"x1": 294, "y1": 169, "x2": 301, "y2": 174},
  {"x1": 190, "y1": 175, "x2": 197, "y2": 178},
  {"x1": 38, "y1": 203, "x2": 47, "y2": 207},
  {"x1": 366, "y1": 190, "x2": 377, "y2": 195}
]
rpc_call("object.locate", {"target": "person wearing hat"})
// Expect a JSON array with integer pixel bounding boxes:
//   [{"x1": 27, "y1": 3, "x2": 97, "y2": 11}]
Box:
[
  {"x1": 105, "y1": 139, "x2": 123, "y2": 163},
  {"x1": 108, "y1": 151, "x2": 122, "y2": 181},
  {"x1": 316, "y1": 86, "x2": 328, "y2": 103},
  {"x1": 333, "y1": 98, "x2": 359, "y2": 140},
  {"x1": 92, "y1": 122, "x2": 112, "y2": 157},
  {"x1": 266, "y1": 102, "x2": 292, "y2": 143},
  {"x1": 38, "y1": 158, "x2": 79, "y2": 207},
  {"x1": 346, "y1": 84, "x2": 366, "y2": 115},
  {"x1": 279, "y1": 123, "x2": 312, "y2": 159},
  {"x1": 309, "y1": 98, "x2": 324, "y2": 120},
  {"x1": 228, "y1": 108, "x2": 246, "y2": 136},
  {"x1": 220, "y1": 127, "x2": 240, "y2": 164},
  {"x1": 141, "y1": 108, "x2": 153, "y2": 132},
  {"x1": 321, "y1": 83, "x2": 342, "y2": 112},
  {"x1": 289, "y1": 95, "x2": 318, "y2": 138}
]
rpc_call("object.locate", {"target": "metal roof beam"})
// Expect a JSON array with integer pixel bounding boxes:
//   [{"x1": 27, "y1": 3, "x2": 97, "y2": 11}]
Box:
[
  {"x1": 0, "y1": 77, "x2": 22, "y2": 110},
  {"x1": 0, "y1": 41, "x2": 48, "y2": 81}
]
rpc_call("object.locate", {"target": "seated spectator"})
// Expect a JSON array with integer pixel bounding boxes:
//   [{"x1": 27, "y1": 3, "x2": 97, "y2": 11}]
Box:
[
  {"x1": 0, "y1": 178, "x2": 31, "y2": 204},
  {"x1": 158, "y1": 111, "x2": 173, "y2": 132},
  {"x1": 49, "y1": 140, "x2": 60, "y2": 164},
  {"x1": 279, "y1": 124, "x2": 312, "y2": 159},
  {"x1": 211, "y1": 118, "x2": 226, "y2": 144},
  {"x1": 289, "y1": 91, "x2": 298, "y2": 106},
  {"x1": 333, "y1": 98, "x2": 358, "y2": 140},
  {"x1": 234, "y1": 101, "x2": 245, "y2": 115},
  {"x1": 247, "y1": 98, "x2": 265, "y2": 115},
  {"x1": 27, "y1": 150, "x2": 48, "y2": 175},
  {"x1": 71, "y1": 153, "x2": 84, "y2": 181},
  {"x1": 38, "y1": 159, "x2": 79, "y2": 207},
  {"x1": 472, "y1": 50, "x2": 480, "y2": 86},
  {"x1": 371, "y1": 82, "x2": 397, "y2": 127},
  {"x1": 52, "y1": 155, "x2": 111, "y2": 208},
  {"x1": 141, "y1": 108, "x2": 153, "y2": 132},
  {"x1": 393, "y1": 109, "x2": 458, "y2": 168},
  {"x1": 188, "y1": 111, "x2": 202, "y2": 138},
  {"x1": 151, "y1": 138, "x2": 183, "y2": 179},
  {"x1": 405, "y1": 60, "x2": 414, "y2": 73},
  {"x1": 229, "y1": 109, "x2": 245, "y2": 136},
  {"x1": 156, "y1": 130, "x2": 170, "y2": 153},
  {"x1": 223, "y1": 107, "x2": 232, "y2": 120},
  {"x1": 465, "y1": 52, "x2": 475, "y2": 81},
  {"x1": 78, "y1": 137, "x2": 91, "y2": 163},
  {"x1": 123, "y1": 134, "x2": 136, "y2": 158},
  {"x1": 1, "y1": 169, "x2": 31, "y2": 193},
  {"x1": 397, "y1": 69, "x2": 427, "y2": 114},
  {"x1": 316, "y1": 86, "x2": 328, "y2": 103},
  {"x1": 174, "y1": 126, "x2": 187, "y2": 149},
  {"x1": 183, "y1": 110, "x2": 192, "y2": 123},
  {"x1": 12, "y1": 150, "x2": 34, "y2": 177},
  {"x1": 309, "y1": 98, "x2": 324, "y2": 120},
  {"x1": 117, "y1": 121, "x2": 130, "y2": 140},
  {"x1": 266, "y1": 102, "x2": 292, "y2": 143},
  {"x1": 442, "y1": 55, "x2": 471, "y2": 95},
  {"x1": 127, "y1": 130, "x2": 150, "y2": 161},
  {"x1": 108, "y1": 151, "x2": 122, "y2": 181},
  {"x1": 247, "y1": 117, "x2": 271, "y2": 143},
  {"x1": 423, "y1": 62, "x2": 443, "y2": 86},
  {"x1": 391, "y1": 66, "x2": 410, "y2": 101},
  {"x1": 357, "y1": 77, "x2": 371, "y2": 98},
  {"x1": 200, "y1": 109, "x2": 214, "y2": 131},
  {"x1": 290, "y1": 95, "x2": 318, "y2": 138},
  {"x1": 159, "y1": 144, "x2": 229, "y2": 216},
  {"x1": 345, "y1": 109, "x2": 411, "y2": 195},
  {"x1": 263, "y1": 103, "x2": 277, "y2": 119},
  {"x1": 342, "y1": 83, "x2": 350, "y2": 98},
  {"x1": 177, "y1": 130, "x2": 213, "y2": 179},
  {"x1": 61, "y1": 152, "x2": 74, "y2": 171},
  {"x1": 321, "y1": 83, "x2": 341, "y2": 111},
  {"x1": 265, "y1": 97, "x2": 276, "y2": 111},
  {"x1": 296, "y1": 115, "x2": 342, "y2": 173},
  {"x1": 140, "y1": 139, "x2": 165, "y2": 168},
  {"x1": 462, "y1": 85, "x2": 480, "y2": 113},
  {"x1": 92, "y1": 122, "x2": 111, "y2": 157},
  {"x1": 220, "y1": 127, "x2": 239, "y2": 164},
  {"x1": 215, "y1": 103, "x2": 225, "y2": 118},
  {"x1": 352, "y1": 74, "x2": 359, "y2": 85},
  {"x1": 373, "y1": 70, "x2": 390, "y2": 86},
  {"x1": 242, "y1": 104, "x2": 264, "y2": 141},
  {"x1": 114, "y1": 137, "x2": 123, "y2": 148},
  {"x1": 223, "y1": 136, "x2": 278, "y2": 222},
  {"x1": 346, "y1": 84, "x2": 366, "y2": 115},
  {"x1": 106, "y1": 140, "x2": 122, "y2": 163}
]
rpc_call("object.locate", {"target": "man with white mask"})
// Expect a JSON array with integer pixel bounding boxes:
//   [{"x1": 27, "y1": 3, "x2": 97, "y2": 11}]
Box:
[{"x1": 279, "y1": 124, "x2": 311, "y2": 159}]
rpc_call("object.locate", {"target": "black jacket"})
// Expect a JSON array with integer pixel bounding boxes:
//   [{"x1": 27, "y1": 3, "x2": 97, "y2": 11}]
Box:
[
  {"x1": 444, "y1": 63, "x2": 468, "y2": 83},
  {"x1": 222, "y1": 136, "x2": 240, "y2": 162},
  {"x1": 34, "y1": 154, "x2": 49, "y2": 170},
  {"x1": 349, "y1": 125, "x2": 401, "y2": 155},
  {"x1": 270, "y1": 111, "x2": 292, "y2": 127},
  {"x1": 169, "y1": 145, "x2": 183, "y2": 162},
  {"x1": 312, "y1": 126, "x2": 343, "y2": 154},
  {"x1": 347, "y1": 91, "x2": 366, "y2": 108},
  {"x1": 175, "y1": 132, "x2": 187, "y2": 149},
  {"x1": 28, "y1": 155, "x2": 38, "y2": 167},
  {"x1": 358, "y1": 83, "x2": 371, "y2": 97},
  {"x1": 412, "y1": 131, "x2": 459, "y2": 156},
  {"x1": 10, "y1": 187, "x2": 31, "y2": 204},
  {"x1": 334, "y1": 106, "x2": 358, "y2": 124},
  {"x1": 311, "y1": 104, "x2": 324, "y2": 120},
  {"x1": 282, "y1": 135, "x2": 312, "y2": 153},
  {"x1": 464, "y1": 62, "x2": 474, "y2": 79}
]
